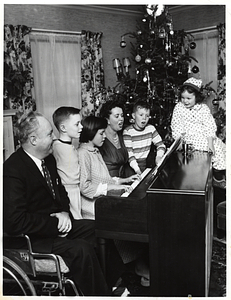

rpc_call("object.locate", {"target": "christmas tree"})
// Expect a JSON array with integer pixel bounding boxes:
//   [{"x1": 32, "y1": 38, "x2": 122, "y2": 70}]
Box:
[{"x1": 110, "y1": 5, "x2": 200, "y2": 146}]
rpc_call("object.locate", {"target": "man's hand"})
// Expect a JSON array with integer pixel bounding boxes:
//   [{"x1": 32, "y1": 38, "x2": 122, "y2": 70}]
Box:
[{"x1": 50, "y1": 212, "x2": 72, "y2": 236}]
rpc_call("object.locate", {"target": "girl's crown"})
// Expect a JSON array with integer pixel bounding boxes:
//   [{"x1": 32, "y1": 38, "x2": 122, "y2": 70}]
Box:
[{"x1": 183, "y1": 77, "x2": 202, "y2": 91}]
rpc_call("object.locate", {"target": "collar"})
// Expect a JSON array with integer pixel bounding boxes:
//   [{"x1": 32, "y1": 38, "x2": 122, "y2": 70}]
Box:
[
  {"x1": 79, "y1": 143, "x2": 99, "y2": 153},
  {"x1": 190, "y1": 103, "x2": 202, "y2": 111},
  {"x1": 181, "y1": 102, "x2": 202, "y2": 111},
  {"x1": 132, "y1": 124, "x2": 145, "y2": 132},
  {"x1": 23, "y1": 149, "x2": 43, "y2": 173},
  {"x1": 58, "y1": 139, "x2": 72, "y2": 145}
]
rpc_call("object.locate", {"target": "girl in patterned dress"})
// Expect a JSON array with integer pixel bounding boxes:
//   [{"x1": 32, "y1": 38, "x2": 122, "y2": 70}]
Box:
[{"x1": 171, "y1": 77, "x2": 226, "y2": 189}]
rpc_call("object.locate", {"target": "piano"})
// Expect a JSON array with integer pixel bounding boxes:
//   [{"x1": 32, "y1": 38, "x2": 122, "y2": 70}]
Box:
[{"x1": 95, "y1": 139, "x2": 213, "y2": 297}]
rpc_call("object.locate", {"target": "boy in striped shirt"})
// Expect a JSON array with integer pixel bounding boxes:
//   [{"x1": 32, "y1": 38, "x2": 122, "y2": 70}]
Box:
[{"x1": 123, "y1": 100, "x2": 166, "y2": 175}]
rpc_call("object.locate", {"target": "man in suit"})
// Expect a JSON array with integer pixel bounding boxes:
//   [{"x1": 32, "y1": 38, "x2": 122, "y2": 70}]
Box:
[{"x1": 3, "y1": 111, "x2": 110, "y2": 296}]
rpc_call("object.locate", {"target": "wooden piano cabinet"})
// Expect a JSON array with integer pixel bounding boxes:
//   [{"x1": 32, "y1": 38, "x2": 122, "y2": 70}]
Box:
[
  {"x1": 147, "y1": 152, "x2": 213, "y2": 297},
  {"x1": 95, "y1": 151, "x2": 213, "y2": 296}
]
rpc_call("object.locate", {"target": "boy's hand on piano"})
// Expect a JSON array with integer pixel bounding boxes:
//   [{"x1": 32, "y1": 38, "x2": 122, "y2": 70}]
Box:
[
  {"x1": 136, "y1": 168, "x2": 142, "y2": 175},
  {"x1": 155, "y1": 155, "x2": 163, "y2": 165}
]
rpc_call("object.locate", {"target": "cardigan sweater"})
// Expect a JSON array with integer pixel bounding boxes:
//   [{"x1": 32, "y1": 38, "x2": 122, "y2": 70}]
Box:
[{"x1": 78, "y1": 143, "x2": 115, "y2": 219}]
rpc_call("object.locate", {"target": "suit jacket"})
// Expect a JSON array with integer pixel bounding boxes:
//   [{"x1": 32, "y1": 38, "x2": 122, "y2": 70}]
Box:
[{"x1": 3, "y1": 147, "x2": 71, "y2": 252}]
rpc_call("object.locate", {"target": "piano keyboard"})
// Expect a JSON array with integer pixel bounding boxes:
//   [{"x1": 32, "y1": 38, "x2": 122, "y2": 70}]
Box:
[{"x1": 121, "y1": 168, "x2": 152, "y2": 197}]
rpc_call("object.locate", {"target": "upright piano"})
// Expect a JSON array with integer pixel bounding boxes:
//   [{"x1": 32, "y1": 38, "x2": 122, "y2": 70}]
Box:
[{"x1": 95, "y1": 139, "x2": 213, "y2": 297}]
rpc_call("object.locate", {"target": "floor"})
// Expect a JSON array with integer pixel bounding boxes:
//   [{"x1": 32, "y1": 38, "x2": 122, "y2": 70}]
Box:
[{"x1": 116, "y1": 238, "x2": 226, "y2": 297}]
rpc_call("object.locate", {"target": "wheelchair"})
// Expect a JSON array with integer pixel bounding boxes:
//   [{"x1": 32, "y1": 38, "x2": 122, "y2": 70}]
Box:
[{"x1": 3, "y1": 233, "x2": 82, "y2": 296}]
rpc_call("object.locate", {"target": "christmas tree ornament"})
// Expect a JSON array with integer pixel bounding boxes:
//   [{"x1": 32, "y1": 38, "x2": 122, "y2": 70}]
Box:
[
  {"x1": 120, "y1": 36, "x2": 126, "y2": 48},
  {"x1": 212, "y1": 99, "x2": 219, "y2": 105},
  {"x1": 142, "y1": 17, "x2": 147, "y2": 22},
  {"x1": 159, "y1": 28, "x2": 166, "y2": 38},
  {"x1": 184, "y1": 45, "x2": 189, "y2": 53},
  {"x1": 155, "y1": 4, "x2": 165, "y2": 17},
  {"x1": 146, "y1": 4, "x2": 155, "y2": 16},
  {"x1": 139, "y1": 44, "x2": 144, "y2": 49},
  {"x1": 135, "y1": 54, "x2": 142, "y2": 62},
  {"x1": 145, "y1": 57, "x2": 152, "y2": 64},
  {"x1": 192, "y1": 65, "x2": 199, "y2": 73},
  {"x1": 165, "y1": 43, "x2": 170, "y2": 51},
  {"x1": 143, "y1": 76, "x2": 148, "y2": 82},
  {"x1": 190, "y1": 41, "x2": 196, "y2": 49},
  {"x1": 120, "y1": 40, "x2": 126, "y2": 48},
  {"x1": 137, "y1": 30, "x2": 142, "y2": 35},
  {"x1": 171, "y1": 49, "x2": 177, "y2": 57},
  {"x1": 150, "y1": 29, "x2": 155, "y2": 36}
]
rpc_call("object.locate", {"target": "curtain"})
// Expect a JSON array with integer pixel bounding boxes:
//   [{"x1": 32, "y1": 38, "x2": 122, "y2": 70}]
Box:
[
  {"x1": 30, "y1": 33, "x2": 81, "y2": 130},
  {"x1": 214, "y1": 23, "x2": 226, "y2": 141},
  {"x1": 189, "y1": 25, "x2": 226, "y2": 142},
  {"x1": 4, "y1": 24, "x2": 35, "y2": 114},
  {"x1": 189, "y1": 29, "x2": 218, "y2": 114},
  {"x1": 217, "y1": 23, "x2": 226, "y2": 106},
  {"x1": 81, "y1": 30, "x2": 105, "y2": 116}
]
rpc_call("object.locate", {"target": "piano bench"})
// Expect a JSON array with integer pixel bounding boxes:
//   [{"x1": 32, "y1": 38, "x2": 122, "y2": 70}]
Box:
[{"x1": 217, "y1": 201, "x2": 226, "y2": 239}]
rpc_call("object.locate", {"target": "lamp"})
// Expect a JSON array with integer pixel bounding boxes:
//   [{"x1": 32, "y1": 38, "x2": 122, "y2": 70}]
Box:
[
  {"x1": 113, "y1": 58, "x2": 122, "y2": 73},
  {"x1": 113, "y1": 58, "x2": 123, "y2": 80},
  {"x1": 113, "y1": 57, "x2": 131, "y2": 79},
  {"x1": 122, "y1": 57, "x2": 131, "y2": 74}
]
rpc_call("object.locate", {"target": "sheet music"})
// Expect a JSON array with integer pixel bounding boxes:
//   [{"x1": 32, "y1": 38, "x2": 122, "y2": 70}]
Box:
[
  {"x1": 120, "y1": 138, "x2": 181, "y2": 198},
  {"x1": 121, "y1": 168, "x2": 152, "y2": 197},
  {"x1": 155, "y1": 137, "x2": 181, "y2": 168}
]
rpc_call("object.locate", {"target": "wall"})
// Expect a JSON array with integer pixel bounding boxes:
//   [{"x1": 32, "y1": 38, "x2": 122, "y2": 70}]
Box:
[
  {"x1": 169, "y1": 5, "x2": 225, "y2": 31},
  {"x1": 4, "y1": 4, "x2": 225, "y2": 90},
  {"x1": 4, "y1": 4, "x2": 143, "y2": 88}
]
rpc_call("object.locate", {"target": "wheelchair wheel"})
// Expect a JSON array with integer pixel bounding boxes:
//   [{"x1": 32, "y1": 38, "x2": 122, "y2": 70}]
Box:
[{"x1": 3, "y1": 255, "x2": 37, "y2": 295}]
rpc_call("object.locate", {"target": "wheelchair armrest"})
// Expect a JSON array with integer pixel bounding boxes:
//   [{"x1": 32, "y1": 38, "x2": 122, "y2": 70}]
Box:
[
  {"x1": 32, "y1": 253, "x2": 69, "y2": 274},
  {"x1": 4, "y1": 233, "x2": 33, "y2": 253}
]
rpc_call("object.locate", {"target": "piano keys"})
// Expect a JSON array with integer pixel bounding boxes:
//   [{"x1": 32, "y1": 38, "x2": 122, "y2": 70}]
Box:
[
  {"x1": 121, "y1": 167, "x2": 152, "y2": 197},
  {"x1": 95, "y1": 141, "x2": 213, "y2": 297}
]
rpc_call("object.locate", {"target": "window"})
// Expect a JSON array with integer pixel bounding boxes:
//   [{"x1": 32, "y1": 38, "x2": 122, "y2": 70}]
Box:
[{"x1": 30, "y1": 31, "x2": 81, "y2": 131}]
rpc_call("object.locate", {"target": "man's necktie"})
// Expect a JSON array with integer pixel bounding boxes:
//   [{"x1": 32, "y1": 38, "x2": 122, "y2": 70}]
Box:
[{"x1": 41, "y1": 160, "x2": 56, "y2": 199}]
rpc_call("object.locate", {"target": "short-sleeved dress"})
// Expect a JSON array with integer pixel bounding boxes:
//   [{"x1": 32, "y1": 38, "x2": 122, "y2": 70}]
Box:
[{"x1": 171, "y1": 102, "x2": 226, "y2": 170}]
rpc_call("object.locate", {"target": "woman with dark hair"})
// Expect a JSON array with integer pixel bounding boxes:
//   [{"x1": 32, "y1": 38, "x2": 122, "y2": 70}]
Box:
[
  {"x1": 99, "y1": 98, "x2": 133, "y2": 177},
  {"x1": 78, "y1": 116, "x2": 139, "y2": 220}
]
